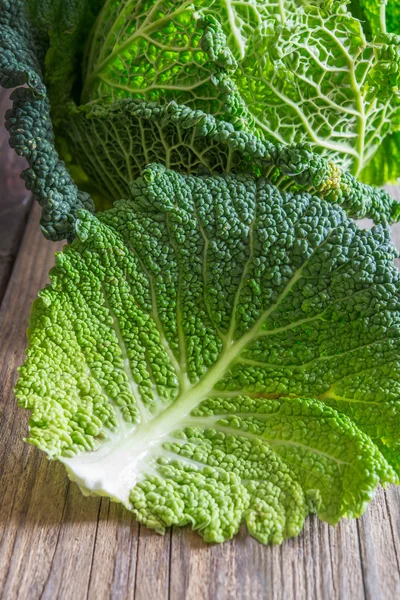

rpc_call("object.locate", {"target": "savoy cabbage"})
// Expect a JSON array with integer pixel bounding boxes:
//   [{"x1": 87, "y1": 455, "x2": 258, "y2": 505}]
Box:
[{"x1": 1, "y1": 0, "x2": 400, "y2": 545}]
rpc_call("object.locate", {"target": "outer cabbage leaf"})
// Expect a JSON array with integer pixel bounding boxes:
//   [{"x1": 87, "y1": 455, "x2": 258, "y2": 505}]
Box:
[
  {"x1": 0, "y1": 0, "x2": 95, "y2": 241},
  {"x1": 235, "y1": 4, "x2": 400, "y2": 178},
  {"x1": 0, "y1": 0, "x2": 45, "y2": 94},
  {"x1": 26, "y1": 0, "x2": 105, "y2": 118},
  {"x1": 16, "y1": 165, "x2": 400, "y2": 544}
]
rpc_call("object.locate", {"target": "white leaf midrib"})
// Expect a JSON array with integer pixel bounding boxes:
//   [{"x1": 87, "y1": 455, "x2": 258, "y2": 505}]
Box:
[{"x1": 61, "y1": 259, "x2": 307, "y2": 501}]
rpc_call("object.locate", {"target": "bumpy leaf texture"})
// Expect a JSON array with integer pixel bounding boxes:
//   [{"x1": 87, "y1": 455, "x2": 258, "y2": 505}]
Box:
[
  {"x1": 66, "y1": 99, "x2": 400, "y2": 225},
  {"x1": 203, "y1": 0, "x2": 326, "y2": 59},
  {"x1": 16, "y1": 165, "x2": 400, "y2": 544},
  {"x1": 26, "y1": 0, "x2": 105, "y2": 116},
  {"x1": 350, "y1": 0, "x2": 400, "y2": 36},
  {"x1": 0, "y1": 0, "x2": 96, "y2": 240},
  {"x1": 80, "y1": 0, "x2": 245, "y2": 124},
  {"x1": 233, "y1": 4, "x2": 400, "y2": 178}
]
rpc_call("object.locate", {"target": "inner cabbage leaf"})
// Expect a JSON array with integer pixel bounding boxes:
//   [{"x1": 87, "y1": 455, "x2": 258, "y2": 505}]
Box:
[
  {"x1": 349, "y1": 0, "x2": 400, "y2": 37},
  {"x1": 81, "y1": 0, "x2": 400, "y2": 181},
  {"x1": 16, "y1": 165, "x2": 400, "y2": 544},
  {"x1": 234, "y1": 4, "x2": 400, "y2": 177},
  {"x1": 360, "y1": 132, "x2": 400, "y2": 185},
  {"x1": 80, "y1": 0, "x2": 246, "y2": 126},
  {"x1": 202, "y1": 0, "x2": 328, "y2": 58}
]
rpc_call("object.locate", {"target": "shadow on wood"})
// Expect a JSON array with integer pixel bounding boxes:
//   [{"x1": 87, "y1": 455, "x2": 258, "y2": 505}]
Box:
[{"x1": 0, "y1": 89, "x2": 32, "y2": 302}]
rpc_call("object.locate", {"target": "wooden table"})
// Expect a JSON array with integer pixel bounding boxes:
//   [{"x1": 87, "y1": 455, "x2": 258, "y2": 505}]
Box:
[{"x1": 1, "y1": 88, "x2": 400, "y2": 600}]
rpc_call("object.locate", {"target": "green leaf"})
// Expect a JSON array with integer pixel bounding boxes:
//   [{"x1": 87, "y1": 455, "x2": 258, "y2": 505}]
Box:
[
  {"x1": 349, "y1": 0, "x2": 400, "y2": 36},
  {"x1": 79, "y1": 0, "x2": 400, "y2": 184},
  {"x1": 2, "y1": 0, "x2": 400, "y2": 238},
  {"x1": 234, "y1": 4, "x2": 400, "y2": 178},
  {"x1": 16, "y1": 165, "x2": 400, "y2": 544},
  {"x1": 360, "y1": 132, "x2": 400, "y2": 185},
  {"x1": 0, "y1": 0, "x2": 46, "y2": 95},
  {"x1": 203, "y1": 0, "x2": 337, "y2": 58},
  {"x1": 81, "y1": 0, "x2": 247, "y2": 122},
  {"x1": 26, "y1": 0, "x2": 105, "y2": 118},
  {"x1": 0, "y1": 0, "x2": 95, "y2": 241},
  {"x1": 65, "y1": 98, "x2": 334, "y2": 199}
]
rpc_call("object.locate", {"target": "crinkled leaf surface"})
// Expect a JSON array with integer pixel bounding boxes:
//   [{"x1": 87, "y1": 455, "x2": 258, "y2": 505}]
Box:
[
  {"x1": 202, "y1": 0, "x2": 292, "y2": 59},
  {"x1": 26, "y1": 0, "x2": 104, "y2": 116},
  {"x1": 80, "y1": 0, "x2": 400, "y2": 186},
  {"x1": 66, "y1": 99, "x2": 338, "y2": 200},
  {"x1": 65, "y1": 98, "x2": 400, "y2": 225},
  {"x1": 16, "y1": 165, "x2": 400, "y2": 544},
  {"x1": 2, "y1": 0, "x2": 399, "y2": 230},
  {"x1": 202, "y1": 0, "x2": 327, "y2": 59},
  {"x1": 0, "y1": 0, "x2": 96, "y2": 240}
]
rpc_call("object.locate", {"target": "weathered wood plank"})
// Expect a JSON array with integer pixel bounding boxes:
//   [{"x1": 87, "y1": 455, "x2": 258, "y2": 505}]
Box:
[
  {"x1": 357, "y1": 487, "x2": 400, "y2": 600},
  {"x1": 0, "y1": 204, "x2": 66, "y2": 598},
  {"x1": 170, "y1": 526, "x2": 241, "y2": 600},
  {"x1": 384, "y1": 485, "x2": 400, "y2": 571},
  {"x1": 134, "y1": 527, "x2": 171, "y2": 600},
  {"x1": 0, "y1": 88, "x2": 32, "y2": 301},
  {"x1": 169, "y1": 516, "x2": 365, "y2": 600},
  {"x1": 87, "y1": 501, "x2": 139, "y2": 600}
]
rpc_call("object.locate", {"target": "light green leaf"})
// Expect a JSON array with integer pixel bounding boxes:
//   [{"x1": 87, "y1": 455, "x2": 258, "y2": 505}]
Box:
[
  {"x1": 81, "y1": 0, "x2": 247, "y2": 124},
  {"x1": 80, "y1": 0, "x2": 400, "y2": 183},
  {"x1": 234, "y1": 4, "x2": 400, "y2": 178},
  {"x1": 360, "y1": 132, "x2": 400, "y2": 185},
  {"x1": 349, "y1": 0, "x2": 400, "y2": 36},
  {"x1": 16, "y1": 165, "x2": 400, "y2": 544},
  {"x1": 202, "y1": 0, "x2": 330, "y2": 58}
]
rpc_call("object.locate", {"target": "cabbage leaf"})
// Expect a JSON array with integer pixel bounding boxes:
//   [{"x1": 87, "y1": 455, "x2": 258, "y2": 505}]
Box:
[{"x1": 16, "y1": 165, "x2": 400, "y2": 544}]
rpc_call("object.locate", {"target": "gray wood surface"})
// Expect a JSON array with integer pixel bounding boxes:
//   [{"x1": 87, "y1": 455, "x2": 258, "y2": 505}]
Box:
[{"x1": 0, "y1": 87, "x2": 400, "y2": 599}]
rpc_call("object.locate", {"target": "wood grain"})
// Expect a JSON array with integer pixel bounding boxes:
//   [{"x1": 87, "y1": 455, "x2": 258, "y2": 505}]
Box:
[
  {"x1": 0, "y1": 89, "x2": 32, "y2": 302},
  {"x1": 1, "y1": 148, "x2": 400, "y2": 599}
]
